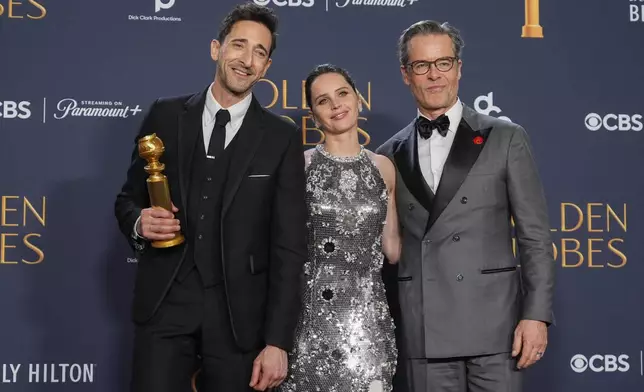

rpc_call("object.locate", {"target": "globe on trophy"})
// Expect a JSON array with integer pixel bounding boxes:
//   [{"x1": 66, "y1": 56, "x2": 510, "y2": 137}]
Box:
[{"x1": 138, "y1": 133, "x2": 185, "y2": 248}]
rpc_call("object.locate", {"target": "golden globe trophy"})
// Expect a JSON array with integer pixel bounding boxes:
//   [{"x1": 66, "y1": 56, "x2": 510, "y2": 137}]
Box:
[
  {"x1": 522, "y1": 0, "x2": 543, "y2": 38},
  {"x1": 138, "y1": 133, "x2": 185, "y2": 248}
]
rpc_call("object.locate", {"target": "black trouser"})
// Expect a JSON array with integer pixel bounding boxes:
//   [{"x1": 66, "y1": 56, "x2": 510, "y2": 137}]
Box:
[{"x1": 130, "y1": 269, "x2": 260, "y2": 392}]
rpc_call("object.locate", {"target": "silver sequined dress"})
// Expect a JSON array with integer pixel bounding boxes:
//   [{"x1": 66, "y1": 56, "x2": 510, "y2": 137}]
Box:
[{"x1": 279, "y1": 144, "x2": 397, "y2": 392}]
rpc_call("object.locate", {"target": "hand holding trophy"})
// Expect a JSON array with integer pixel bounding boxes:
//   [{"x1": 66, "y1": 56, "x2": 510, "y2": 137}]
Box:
[{"x1": 138, "y1": 133, "x2": 185, "y2": 248}]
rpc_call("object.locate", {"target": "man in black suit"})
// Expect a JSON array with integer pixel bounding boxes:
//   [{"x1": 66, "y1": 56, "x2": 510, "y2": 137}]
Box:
[{"x1": 114, "y1": 3, "x2": 308, "y2": 391}]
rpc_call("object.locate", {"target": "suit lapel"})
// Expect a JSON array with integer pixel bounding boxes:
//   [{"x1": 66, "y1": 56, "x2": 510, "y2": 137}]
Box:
[
  {"x1": 221, "y1": 95, "x2": 264, "y2": 217},
  {"x1": 177, "y1": 89, "x2": 207, "y2": 217},
  {"x1": 426, "y1": 105, "x2": 491, "y2": 230},
  {"x1": 393, "y1": 121, "x2": 434, "y2": 213}
]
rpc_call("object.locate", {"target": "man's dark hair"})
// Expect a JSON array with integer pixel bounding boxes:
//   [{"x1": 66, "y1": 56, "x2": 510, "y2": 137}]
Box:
[{"x1": 217, "y1": 2, "x2": 279, "y2": 56}]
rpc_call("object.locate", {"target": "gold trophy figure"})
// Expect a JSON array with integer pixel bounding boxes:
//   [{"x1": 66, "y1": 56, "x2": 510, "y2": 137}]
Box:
[
  {"x1": 138, "y1": 133, "x2": 185, "y2": 248},
  {"x1": 522, "y1": 0, "x2": 543, "y2": 38}
]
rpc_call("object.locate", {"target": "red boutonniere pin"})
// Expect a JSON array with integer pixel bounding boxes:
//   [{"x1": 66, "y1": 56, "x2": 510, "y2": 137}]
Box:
[{"x1": 473, "y1": 135, "x2": 484, "y2": 145}]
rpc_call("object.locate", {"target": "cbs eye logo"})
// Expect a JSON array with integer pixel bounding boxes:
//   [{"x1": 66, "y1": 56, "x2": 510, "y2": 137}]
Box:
[
  {"x1": 0, "y1": 100, "x2": 31, "y2": 119},
  {"x1": 585, "y1": 113, "x2": 643, "y2": 132},
  {"x1": 570, "y1": 354, "x2": 630, "y2": 373},
  {"x1": 253, "y1": 0, "x2": 315, "y2": 6}
]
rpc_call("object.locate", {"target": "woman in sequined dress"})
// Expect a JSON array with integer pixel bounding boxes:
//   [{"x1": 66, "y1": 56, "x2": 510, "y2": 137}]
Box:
[{"x1": 278, "y1": 64, "x2": 401, "y2": 392}]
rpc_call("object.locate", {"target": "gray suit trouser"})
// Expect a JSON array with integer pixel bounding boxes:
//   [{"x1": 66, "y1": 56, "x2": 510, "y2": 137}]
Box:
[{"x1": 404, "y1": 353, "x2": 522, "y2": 392}]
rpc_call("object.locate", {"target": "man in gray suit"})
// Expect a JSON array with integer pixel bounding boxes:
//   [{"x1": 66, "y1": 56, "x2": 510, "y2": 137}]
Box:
[{"x1": 376, "y1": 20, "x2": 555, "y2": 391}]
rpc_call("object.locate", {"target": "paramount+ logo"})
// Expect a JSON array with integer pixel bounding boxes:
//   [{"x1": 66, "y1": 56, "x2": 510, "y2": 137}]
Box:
[
  {"x1": 570, "y1": 354, "x2": 630, "y2": 373},
  {"x1": 584, "y1": 113, "x2": 643, "y2": 132}
]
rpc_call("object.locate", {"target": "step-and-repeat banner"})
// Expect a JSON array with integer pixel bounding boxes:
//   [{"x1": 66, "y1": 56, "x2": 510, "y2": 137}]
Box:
[{"x1": 1, "y1": 0, "x2": 643, "y2": 390}]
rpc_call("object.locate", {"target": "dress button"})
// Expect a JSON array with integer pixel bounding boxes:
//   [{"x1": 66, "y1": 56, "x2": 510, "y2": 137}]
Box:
[
  {"x1": 456, "y1": 274, "x2": 464, "y2": 281},
  {"x1": 461, "y1": 197, "x2": 468, "y2": 204},
  {"x1": 203, "y1": 195, "x2": 208, "y2": 200},
  {"x1": 322, "y1": 288, "x2": 334, "y2": 301},
  {"x1": 206, "y1": 177, "x2": 212, "y2": 182},
  {"x1": 452, "y1": 235, "x2": 460, "y2": 242},
  {"x1": 198, "y1": 234, "x2": 203, "y2": 240},
  {"x1": 408, "y1": 203, "x2": 415, "y2": 211},
  {"x1": 324, "y1": 242, "x2": 335, "y2": 253},
  {"x1": 200, "y1": 214, "x2": 205, "y2": 220}
]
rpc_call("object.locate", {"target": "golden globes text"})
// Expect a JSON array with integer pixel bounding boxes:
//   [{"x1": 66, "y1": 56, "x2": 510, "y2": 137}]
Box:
[
  {"x1": 1, "y1": 195, "x2": 45, "y2": 265},
  {"x1": 512, "y1": 202, "x2": 627, "y2": 268},
  {"x1": 0, "y1": 0, "x2": 46, "y2": 20}
]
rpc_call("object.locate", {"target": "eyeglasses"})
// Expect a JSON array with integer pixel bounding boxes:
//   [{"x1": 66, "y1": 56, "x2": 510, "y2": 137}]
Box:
[{"x1": 406, "y1": 56, "x2": 458, "y2": 75}]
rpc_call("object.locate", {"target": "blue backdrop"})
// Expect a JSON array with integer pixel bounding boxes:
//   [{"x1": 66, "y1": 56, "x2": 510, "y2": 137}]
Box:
[{"x1": 1, "y1": 0, "x2": 643, "y2": 390}]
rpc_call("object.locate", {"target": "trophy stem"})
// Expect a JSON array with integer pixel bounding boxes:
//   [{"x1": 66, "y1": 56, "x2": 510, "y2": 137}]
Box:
[
  {"x1": 522, "y1": 0, "x2": 543, "y2": 38},
  {"x1": 146, "y1": 177, "x2": 185, "y2": 248},
  {"x1": 147, "y1": 177, "x2": 173, "y2": 210}
]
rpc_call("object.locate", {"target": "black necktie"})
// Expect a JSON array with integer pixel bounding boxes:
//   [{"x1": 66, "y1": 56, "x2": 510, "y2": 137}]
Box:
[
  {"x1": 416, "y1": 114, "x2": 450, "y2": 139},
  {"x1": 207, "y1": 109, "x2": 231, "y2": 159}
]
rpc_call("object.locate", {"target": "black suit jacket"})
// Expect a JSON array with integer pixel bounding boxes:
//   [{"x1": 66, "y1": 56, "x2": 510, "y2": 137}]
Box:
[{"x1": 114, "y1": 87, "x2": 308, "y2": 352}]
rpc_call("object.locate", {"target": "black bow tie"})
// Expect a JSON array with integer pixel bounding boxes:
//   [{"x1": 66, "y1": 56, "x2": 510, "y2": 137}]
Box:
[{"x1": 416, "y1": 114, "x2": 450, "y2": 139}]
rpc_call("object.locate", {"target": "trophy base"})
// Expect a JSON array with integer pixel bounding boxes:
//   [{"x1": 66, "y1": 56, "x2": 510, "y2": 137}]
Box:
[
  {"x1": 522, "y1": 25, "x2": 543, "y2": 38},
  {"x1": 152, "y1": 234, "x2": 185, "y2": 248}
]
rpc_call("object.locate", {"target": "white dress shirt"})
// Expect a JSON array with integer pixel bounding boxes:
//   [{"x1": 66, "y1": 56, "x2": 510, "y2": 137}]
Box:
[
  {"x1": 202, "y1": 82, "x2": 252, "y2": 155},
  {"x1": 133, "y1": 84, "x2": 252, "y2": 238},
  {"x1": 416, "y1": 98, "x2": 463, "y2": 193}
]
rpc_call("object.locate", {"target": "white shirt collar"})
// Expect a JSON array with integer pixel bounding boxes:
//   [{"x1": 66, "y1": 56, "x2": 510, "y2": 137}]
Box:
[
  {"x1": 416, "y1": 98, "x2": 463, "y2": 133},
  {"x1": 204, "y1": 82, "x2": 252, "y2": 128}
]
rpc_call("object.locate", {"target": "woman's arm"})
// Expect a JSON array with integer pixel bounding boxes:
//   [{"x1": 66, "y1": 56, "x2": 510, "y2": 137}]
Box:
[{"x1": 373, "y1": 153, "x2": 401, "y2": 264}]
